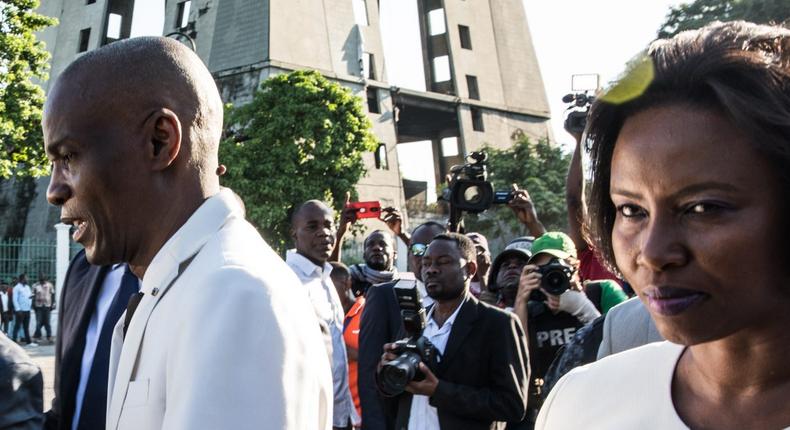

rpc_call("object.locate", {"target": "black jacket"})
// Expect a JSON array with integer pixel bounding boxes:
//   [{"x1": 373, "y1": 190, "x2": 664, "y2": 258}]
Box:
[
  {"x1": 44, "y1": 250, "x2": 109, "y2": 430},
  {"x1": 365, "y1": 291, "x2": 530, "y2": 430},
  {"x1": 359, "y1": 280, "x2": 405, "y2": 429}
]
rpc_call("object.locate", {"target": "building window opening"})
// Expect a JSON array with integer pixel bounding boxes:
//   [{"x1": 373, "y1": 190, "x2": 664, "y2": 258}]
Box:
[
  {"x1": 78, "y1": 28, "x2": 91, "y2": 53},
  {"x1": 432, "y1": 55, "x2": 451, "y2": 82},
  {"x1": 106, "y1": 13, "x2": 123, "y2": 40},
  {"x1": 86, "y1": 0, "x2": 96, "y2": 4},
  {"x1": 367, "y1": 88, "x2": 380, "y2": 114},
  {"x1": 362, "y1": 52, "x2": 376, "y2": 80},
  {"x1": 375, "y1": 143, "x2": 389, "y2": 170},
  {"x1": 176, "y1": 1, "x2": 192, "y2": 29},
  {"x1": 441, "y1": 137, "x2": 459, "y2": 157},
  {"x1": 459, "y1": 25, "x2": 472, "y2": 49},
  {"x1": 428, "y1": 9, "x2": 446, "y2": 36},
  {"x1": 466, "y1": 75, "x2": 479, "y2": 100},
  {"x1": 471, "y1": 107, "x2": 484, "y2": 131},
  {"x1": 353, "y1": 0, "x2": 369, "y2": 26}
]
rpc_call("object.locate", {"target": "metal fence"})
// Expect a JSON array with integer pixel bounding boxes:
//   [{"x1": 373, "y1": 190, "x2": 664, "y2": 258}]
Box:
[{"x1": 0, "y1": 238, "x2": 82, "y2": 284}]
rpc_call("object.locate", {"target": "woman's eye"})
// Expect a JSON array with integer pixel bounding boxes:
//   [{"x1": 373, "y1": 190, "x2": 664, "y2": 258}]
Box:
[
  {"x1": 686, "y1": 202, "x2": 723, "y2": 215},
  {"x1": 617, "y1": 204, "x2": 645, "y2": 218}
]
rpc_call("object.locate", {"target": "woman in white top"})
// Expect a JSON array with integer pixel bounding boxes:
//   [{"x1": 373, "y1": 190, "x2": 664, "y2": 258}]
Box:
[{"x1": 537, "y1": 21, "x2": 790, "y2": 429}]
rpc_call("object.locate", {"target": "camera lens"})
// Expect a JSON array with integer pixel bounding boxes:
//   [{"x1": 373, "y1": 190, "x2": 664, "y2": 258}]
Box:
[
  {"x1": 463, "y1": 185, "x2": 483, "y2": 204},
  {"x1": 545, "y1": 272, "x2": 564, "y2": 288},
  {"x1": 378, "y1": 352, "x2": 420, "y2": 396}
]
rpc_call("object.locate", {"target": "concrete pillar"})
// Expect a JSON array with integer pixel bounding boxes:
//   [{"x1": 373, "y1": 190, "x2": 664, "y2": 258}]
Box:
[
  {"x1": 55, "y1": 223, "x2": 71, "y2": 293},
  {"x1": 395, "y1": 237, "x2": 408, "y2": 272}
]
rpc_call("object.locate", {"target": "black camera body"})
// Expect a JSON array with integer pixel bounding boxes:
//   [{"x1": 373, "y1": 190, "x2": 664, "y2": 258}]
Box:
[
  {"x1": 378, "y1": 280, "x2": 439, "y2": 397},
  {"x1": 529, "y1": 258, "x2": 575, "y2": 301},
  {"x1": 562, "y1": 92, "x2": 595, "y2": 135},
  {"x1": 443, "y1": 151, "x2": 512, "y2": 214}
]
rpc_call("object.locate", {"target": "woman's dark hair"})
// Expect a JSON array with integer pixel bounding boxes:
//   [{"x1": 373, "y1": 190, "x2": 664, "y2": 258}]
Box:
[{"x1": 585, "y1": 21, "x2": 790, "y2": 274}]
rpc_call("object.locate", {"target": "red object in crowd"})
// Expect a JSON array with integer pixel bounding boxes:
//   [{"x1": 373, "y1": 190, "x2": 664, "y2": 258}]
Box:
[
  {"x1": 343, "y1": 296, "x2": 365, "y2": 418},
  {"x1": 578, "y1": 247, "x2": 622, "y2": 286}
]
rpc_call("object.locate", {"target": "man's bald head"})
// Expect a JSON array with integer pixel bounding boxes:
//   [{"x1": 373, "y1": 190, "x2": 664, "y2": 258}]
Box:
[
  {"x1": 47, "y1": 37, "x2": 223, "y2": 178},
  {"x1": 43, "y1": 37, "x2": 226, "y2": 270}
]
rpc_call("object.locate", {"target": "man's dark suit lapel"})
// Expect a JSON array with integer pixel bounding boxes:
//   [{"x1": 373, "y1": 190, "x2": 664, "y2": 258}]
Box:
[
  {"x1": 437, "y1": 295, "x2": 479, "y2": 372},
  {"x1": 56, "y1": 259, "x2": 108, "y2": 429}
]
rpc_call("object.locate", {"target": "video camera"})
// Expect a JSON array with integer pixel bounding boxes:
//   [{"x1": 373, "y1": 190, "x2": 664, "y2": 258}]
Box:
[
  {"x1": 378, "y1": 280, "x2": 439, "y2": 397},
  {"x1": 529, "y1": 258, "x2": 575, "y2": 301},
  {"x1": 441, "y1": 151, "x2": 512, "y2": 214},
  {"x1": 563, "y1": 74, "x2": 599, "y2": 135}
]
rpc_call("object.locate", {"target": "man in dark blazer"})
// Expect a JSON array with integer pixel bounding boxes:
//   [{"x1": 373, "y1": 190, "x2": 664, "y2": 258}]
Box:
[
  {"x1": 359, "y1": 221, "x2": 446, "y2": 429},
  {"x1": 377, "y1": 233, "x2": 530, "y2": 430},
  {"x1": 44, "y1": 250, "x2": 138, "y2": 430}
]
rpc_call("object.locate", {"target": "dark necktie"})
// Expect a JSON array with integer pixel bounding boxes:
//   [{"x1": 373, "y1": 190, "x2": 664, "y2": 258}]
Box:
[{"x1": 77, "y1": 265, "x2": 139, "y2": 430}]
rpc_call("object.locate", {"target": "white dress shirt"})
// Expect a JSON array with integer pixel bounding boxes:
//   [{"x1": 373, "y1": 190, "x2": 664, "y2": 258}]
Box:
[
  {"x1": 0, "y1": 292, "x2": 8, "y2": 313},
  {"x1": 408, "y1": 299, "x2": 465, "y2": 430},
  {"x1": 72, "y1": 264, "x2": 130, "y2": 430},
  {"x1": 286, "y1": 250, "x2": 358, "y2": 427},
  {"x1": 12, "y1": 283, "x2": 33, "y2": 311}
]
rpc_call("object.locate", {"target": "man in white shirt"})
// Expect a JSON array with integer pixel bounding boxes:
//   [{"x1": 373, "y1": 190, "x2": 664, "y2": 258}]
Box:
[
  {"x1": 43, "y1": 37, "x2": 332, "y2": 429},
  {"x1": 12, "y1": 274, "x2": 34, "y2": 345},
  {"x1": 287, "y1": 200, "x2": 358, "y2": 429},
  {"x1": 378, "y1": 233, "x2": 530, "y2": 430}
]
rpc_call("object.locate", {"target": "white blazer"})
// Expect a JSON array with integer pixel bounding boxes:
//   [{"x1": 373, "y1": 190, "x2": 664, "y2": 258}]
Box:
[{"x1": 106, "y1": 189, "x2": 333, "y2": 430}]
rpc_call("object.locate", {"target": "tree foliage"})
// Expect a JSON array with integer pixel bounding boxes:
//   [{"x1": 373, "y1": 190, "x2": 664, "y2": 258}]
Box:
[
  {"x1": 219, "y1": 70, "x2": 378, "y2": 254},
  {"x1": 0, "y1": 0, "x2": 56, "y2": 178},
  {"x1": 657, "y1": 0, "x2": 790, "y2": 38},
  {"x1": 464, "y1": 132, "x2": 571, "y2": 248}
]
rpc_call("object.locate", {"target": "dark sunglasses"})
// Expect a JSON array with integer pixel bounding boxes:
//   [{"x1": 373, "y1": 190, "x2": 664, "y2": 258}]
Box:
[{"x1": 410, "y1": 243, "x2": 428, "y2": 257}]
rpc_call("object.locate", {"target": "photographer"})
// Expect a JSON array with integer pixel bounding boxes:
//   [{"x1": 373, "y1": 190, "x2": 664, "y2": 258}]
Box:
[
  {"x1": 487, "y1": 237, "x2": 534, "y2": 310},
  {"x1": 512, "y1": 232, "x2": 624, "y2": 425},
  {"x1": 376, "y1": 233, "x2": 529, "y2": 430},
  {"x1": 358, "y1": 221, "x2": 446, "y2": 430}
]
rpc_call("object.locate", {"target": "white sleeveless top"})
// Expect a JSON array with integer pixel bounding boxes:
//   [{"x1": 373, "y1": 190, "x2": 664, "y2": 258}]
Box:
[{"x1": 537, "y1": 341, "x2": 689, "y2": 429}]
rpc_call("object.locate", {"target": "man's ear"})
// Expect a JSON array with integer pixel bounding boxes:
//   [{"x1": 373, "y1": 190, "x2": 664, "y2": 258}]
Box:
[
  {"x1": 466, "y1": 259, "x2": 478, "y2": 280},
  {"x1": 144, "y1": 108, "x2": 182, "y2": 171}
]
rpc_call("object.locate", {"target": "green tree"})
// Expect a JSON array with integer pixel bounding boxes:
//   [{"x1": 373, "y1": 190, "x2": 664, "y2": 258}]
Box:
[
  {"x1": 657, "y1": 0, "x2": 790, "y2": 38},
  {"x1": 219, "y1": 70, "x2": 378, "y2": 254},
  {"x1": 464, "y1": 132, "x2": 571, "y2": 248},
  {"x1": 0, "y1": 0, "x2": 57, "y2": 178}
]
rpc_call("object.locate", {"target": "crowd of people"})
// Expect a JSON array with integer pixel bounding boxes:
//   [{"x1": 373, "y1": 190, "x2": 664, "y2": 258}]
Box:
[
  {"x1": 0, "y1": 18, "x2": 788, "y2": 430},
  {"x1": 1, "y1": 274, "x2": 56, "y2": 346}
]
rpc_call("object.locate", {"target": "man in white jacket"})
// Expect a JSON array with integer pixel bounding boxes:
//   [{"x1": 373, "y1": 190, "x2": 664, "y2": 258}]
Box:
[{"x1": 43, "y1": 37, "x2": 332, "y2": 430}]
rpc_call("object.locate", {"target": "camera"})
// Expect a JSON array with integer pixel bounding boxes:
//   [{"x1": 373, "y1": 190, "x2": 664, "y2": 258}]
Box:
[
  {"x1": 562, "y1": 92, "x2": 595, "y2": 135},
  {"x1": 441, "y1": 151, "x2": 512, "y2": 214},
  {"x1": 563, "y1": 73, "x2": 599, "y2": 135},
  {"x1": 378, "y1": 280, "x2": 439, "y2": 397},
  {"x1": 529, "y1": 258, "x2": 575, "y2": 301}
]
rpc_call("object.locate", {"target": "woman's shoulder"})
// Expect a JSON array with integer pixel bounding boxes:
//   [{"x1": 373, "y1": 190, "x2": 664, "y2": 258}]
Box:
[{"x1": 536, "y1": 341, "x2": 687, "y2": 429}]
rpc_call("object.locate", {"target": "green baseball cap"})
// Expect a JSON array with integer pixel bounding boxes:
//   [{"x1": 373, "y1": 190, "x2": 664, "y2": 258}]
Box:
[{"x1": 528, "y1": 232, "x2": 577, "y2": 262}]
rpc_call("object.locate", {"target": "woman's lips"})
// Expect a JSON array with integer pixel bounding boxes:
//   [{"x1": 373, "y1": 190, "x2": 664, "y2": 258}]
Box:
[{"x1": 645, "y1": 286, "x2": 709, "y2": 316}]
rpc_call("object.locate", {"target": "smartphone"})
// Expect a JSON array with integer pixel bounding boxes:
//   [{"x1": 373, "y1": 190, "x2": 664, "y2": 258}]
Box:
[{"x1": 346, "y1": 201, "x2": 382, "y2": 219}]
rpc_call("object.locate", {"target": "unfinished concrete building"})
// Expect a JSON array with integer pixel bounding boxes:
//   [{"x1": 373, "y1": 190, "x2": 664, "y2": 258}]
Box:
[{"x1": 11, "y1": 0, "x2": 551, "y2": 241}]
